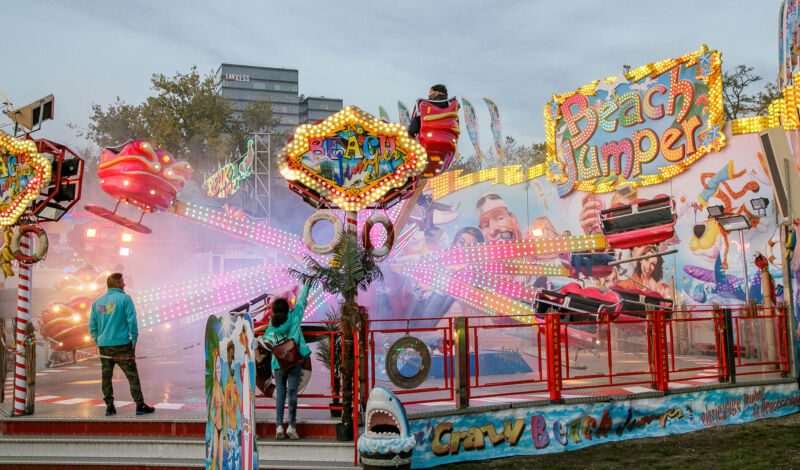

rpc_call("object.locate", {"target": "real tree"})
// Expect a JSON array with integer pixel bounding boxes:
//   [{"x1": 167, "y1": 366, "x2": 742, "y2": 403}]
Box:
[
  {"x1": 722, "y1": 65, "x2": 782, "y2": 121},
  {"x1": 74, "y1": 66, "x2": 281, "y2": 172}
]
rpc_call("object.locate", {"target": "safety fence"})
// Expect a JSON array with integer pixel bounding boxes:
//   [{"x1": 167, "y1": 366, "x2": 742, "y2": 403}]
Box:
[{"x1": 361, "y1": 303, "x2": 791, "y2": 407}]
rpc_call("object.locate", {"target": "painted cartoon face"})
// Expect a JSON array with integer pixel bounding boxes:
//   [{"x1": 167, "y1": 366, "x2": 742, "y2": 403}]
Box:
[
  {"x1": 640, "y1": 256, "x2": 658, "y2": 278},
  {"x1": 689, "y1": 220, "x2": 723, "y2": 262},
  {"x1": 479, "y1": 207, "x2": 519, "y2": 242},
  {"x1": 454, "y1": 232, "x2": 480, "y2": 246}
]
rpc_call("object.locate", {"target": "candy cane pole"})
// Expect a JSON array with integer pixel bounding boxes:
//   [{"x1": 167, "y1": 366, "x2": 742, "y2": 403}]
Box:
[{"x1": 14, "y1": 231, "x2": 31, "y2": 416}]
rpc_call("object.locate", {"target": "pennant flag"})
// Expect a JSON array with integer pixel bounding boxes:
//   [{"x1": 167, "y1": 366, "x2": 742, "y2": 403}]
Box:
[
  {"x1": 483, "y1": 97, "x2": 504, "y2": 160},
  {"x1": 398, "y1": 101, "x2": 411, "y2": 129},
  {"x1": 779, "y1": 0, "x2": 800, "y2": 88},
  {"x1": 461, "y1": 97, "x2": 485, "y2": 160},
  {"x1": 379, "y1": 106, "x2": 390, "y2": 122}
]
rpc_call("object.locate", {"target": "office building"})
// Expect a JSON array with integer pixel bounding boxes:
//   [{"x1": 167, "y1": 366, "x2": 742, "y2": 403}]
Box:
[
  {"x1": 216, "y1": 64, "x2": 299, "y2": 134},
  {"x1": 216, "y1": 64, "x2": 343, "y2": 135},
  {"x1": 299, "y1": 96, "x2": 343, "y2": 125}
]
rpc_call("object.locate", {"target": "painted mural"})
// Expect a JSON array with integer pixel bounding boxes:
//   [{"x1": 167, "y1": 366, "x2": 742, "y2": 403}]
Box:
[
  {"x1": 408, "y1": 383, "x2": 800, "y2": 468},
  {"x1": 389, "y1": 130, "x2": 786, "y2": 320},
  {"x1": 205, "y1": 314, "x2": 257, "y2": 470}
]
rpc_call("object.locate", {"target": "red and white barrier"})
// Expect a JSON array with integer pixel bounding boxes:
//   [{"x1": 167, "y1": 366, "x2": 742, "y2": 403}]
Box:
[{"x1": 14, "y1": 232, "x2": 31, "y2": 415}]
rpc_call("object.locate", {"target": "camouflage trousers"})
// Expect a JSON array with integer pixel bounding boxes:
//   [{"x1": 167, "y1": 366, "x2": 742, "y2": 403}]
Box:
[{"x1": 99, "y1": 343, "x2": 143, "y2": 406}]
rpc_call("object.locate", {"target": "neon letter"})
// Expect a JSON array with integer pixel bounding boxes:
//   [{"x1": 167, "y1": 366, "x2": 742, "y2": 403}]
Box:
[
  {"x1": 598, "y1": 100, "x2": 619, "y2": 133},
  {"x1": 667, "y1": 66, "x2": 694, "y2": 122},
  {"x1": 560, "y1": 94, "x2": 597, "y2": 150},
  {"x1": 575, "y1": 145, "x2": 602, "y2": 180},
  {"x1": 660, "y1": 127, "x2": 685, "y2": 162},
  {"x1": 632, "y1": 128, "x2": 659, "y2": 177},
  {"x1": 617, "y1": 92, "x2": 645, "y2": 127},
  {"x1": 599, "y1": 139, "x2": 634, "y2": 178},
  {"x1": 680, "y1": 114, "x2": 702, "y2": 156},
  {"x1": 643, "y1": 84, "x2": 667, "y2": 120},
  {"x1": 557, "y1": 141, "x2": 578, "y2": 197}
]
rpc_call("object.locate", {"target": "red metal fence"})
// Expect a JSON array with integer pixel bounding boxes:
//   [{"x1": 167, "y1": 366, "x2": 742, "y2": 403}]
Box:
[{"x1": 362, "y1": 304, "x2": 791, "y2": 406}]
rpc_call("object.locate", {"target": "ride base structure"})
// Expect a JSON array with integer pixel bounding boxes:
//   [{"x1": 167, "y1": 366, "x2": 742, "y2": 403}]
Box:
[{"x1": 5, "y1": 41, "x2": 800, "y2": 470}]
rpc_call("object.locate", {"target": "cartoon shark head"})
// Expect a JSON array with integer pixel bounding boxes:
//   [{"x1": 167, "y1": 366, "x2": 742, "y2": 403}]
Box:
[{"x1": 357, "y1": 387, "x2": 416, "y2": 466}]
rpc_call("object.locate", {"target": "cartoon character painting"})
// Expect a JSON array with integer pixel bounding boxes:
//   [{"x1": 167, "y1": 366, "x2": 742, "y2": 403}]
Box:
[
  {"x1": 205, "y1": 314, "x2": 257, "y2": 470},
  {"x1": 689, "y1": 161, "x2": 760, "y2": 269}
]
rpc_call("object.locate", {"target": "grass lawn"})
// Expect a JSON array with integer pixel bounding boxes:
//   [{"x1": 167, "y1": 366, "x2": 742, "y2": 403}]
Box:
[{"x1": 438, "y1": 411, "x2": 800, "y2": 470}]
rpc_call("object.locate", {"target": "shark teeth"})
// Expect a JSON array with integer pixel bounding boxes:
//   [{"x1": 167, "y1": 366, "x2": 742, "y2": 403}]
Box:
[{"x1": 366, "y1": 409, "x2": 401, "y2": 437}]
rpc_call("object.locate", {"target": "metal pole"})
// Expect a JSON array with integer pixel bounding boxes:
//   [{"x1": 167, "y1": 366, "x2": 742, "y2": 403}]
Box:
[
  {"x1": 740, "y1": 230, "x2": 749, "y2": 304},
  {"x1": 453, "y1": 317, "x2": 468, "y2": 409},
  {"x1": 782, "y1": 157, "x2": 797, "y2": 378},
  {"x1": 13, "y1": 232, "x2": 31, "y2": 416}
]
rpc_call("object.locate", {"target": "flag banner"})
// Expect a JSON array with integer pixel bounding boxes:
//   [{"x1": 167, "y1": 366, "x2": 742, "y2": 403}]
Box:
[
  {"x1": 483, "y1": 97, "x2": 504, "y2": 160},
  {"x1": 398, "y1": 101, "x2": 411, "y2": 129},
  {"x1": 462, "y1": 97, "x2": 485, "y2": 160}
]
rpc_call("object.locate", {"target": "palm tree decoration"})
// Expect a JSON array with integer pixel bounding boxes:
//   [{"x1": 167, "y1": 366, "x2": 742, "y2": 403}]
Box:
[{"x1": 289, "y1": 231, "x2": 383, "y2": 425}]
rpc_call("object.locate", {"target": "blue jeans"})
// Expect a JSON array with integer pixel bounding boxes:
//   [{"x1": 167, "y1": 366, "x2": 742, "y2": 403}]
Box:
[
  {"x1": 274, "y1": 362, "x2": 302, "y2": 427},
  {"x1": 571, "y1": 253, "x2": 614, "y2": 277}
]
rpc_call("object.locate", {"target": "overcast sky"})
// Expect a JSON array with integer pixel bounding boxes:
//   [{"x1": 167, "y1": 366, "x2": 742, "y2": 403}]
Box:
[{"x1": 1, "y1": 1, "x2": 782, "y2": 154}]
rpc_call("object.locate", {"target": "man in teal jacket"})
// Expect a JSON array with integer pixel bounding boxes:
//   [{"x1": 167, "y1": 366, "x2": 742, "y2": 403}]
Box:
[{"x1": 89, "y1": 273, "x2": 155, "y2": 416}]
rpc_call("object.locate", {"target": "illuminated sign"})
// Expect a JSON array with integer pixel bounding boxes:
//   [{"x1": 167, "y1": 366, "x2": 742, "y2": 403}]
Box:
[
  {"x1": 224, "y1": 73, "x2": 250, "y2": 82},
  {"x1": 544, "y1": 45, "x2": 725, "y2": 197},
  {"x1": 278, "y1": 106, "x2": 427, "y2": 211},
  {"x1": 0, "y1": 131, "x2": 51, "y2": 225},
  {"x1": 204, "y1": 139, "x2": 255, "y2": 199}
]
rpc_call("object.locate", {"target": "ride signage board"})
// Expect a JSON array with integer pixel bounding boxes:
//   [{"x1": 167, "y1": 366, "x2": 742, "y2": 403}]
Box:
[
  {"x1": 544, "y1": 45, "x2": 726, "y2": 197},
  {"x1": 278, "y1": 106, "x2": 428, "y2": 211},
  {"x1": 0, "y1": 131, "x2": 51, "y2": 226},
  {"x1": 204, "y1": 139, "x2": 255, "y2": 199}
]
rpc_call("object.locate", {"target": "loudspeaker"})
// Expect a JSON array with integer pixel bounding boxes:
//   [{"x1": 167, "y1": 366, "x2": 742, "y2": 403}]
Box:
[{"x1": 758, "y1": 128, "x2": 800, "y2": 220}]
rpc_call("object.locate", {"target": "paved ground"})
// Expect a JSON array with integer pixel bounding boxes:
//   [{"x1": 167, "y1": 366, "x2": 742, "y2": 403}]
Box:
[{"x1": 2, "y1": 331, "x2": 783, "y2": 422}]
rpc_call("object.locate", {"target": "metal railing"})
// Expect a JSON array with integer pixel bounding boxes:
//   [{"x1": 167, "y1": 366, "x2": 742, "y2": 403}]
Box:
[{"x1": 359, "y1": 304, "x2": 791, "y2": 406}]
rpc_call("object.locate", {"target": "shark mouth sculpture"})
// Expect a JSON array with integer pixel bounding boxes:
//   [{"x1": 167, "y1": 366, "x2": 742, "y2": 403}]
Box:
[{"x1": 357, "y1": 387, "x2": 416, "y2": 468}]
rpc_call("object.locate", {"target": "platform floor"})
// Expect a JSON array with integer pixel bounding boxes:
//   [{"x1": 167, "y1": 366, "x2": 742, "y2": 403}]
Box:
[{"x1": 2, "y1": 342, "x2": 785, "y2": 422}]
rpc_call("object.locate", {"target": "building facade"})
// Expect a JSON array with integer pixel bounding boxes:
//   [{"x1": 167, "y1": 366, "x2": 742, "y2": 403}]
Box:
[
  {"x1": 216, "y1": 64, "x2": 343, "y2": 135},
  {"x1": 215, "y1": 64, "x2": 300, "y2": 134},
  {"x1": 299, "y1": 96, "x2": 343, "y2": 125}
]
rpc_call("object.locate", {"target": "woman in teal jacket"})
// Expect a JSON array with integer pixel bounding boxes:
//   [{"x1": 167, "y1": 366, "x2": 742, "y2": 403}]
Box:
[{"x1": 263, "y1": 283, "x2": 311, "y2": 440}]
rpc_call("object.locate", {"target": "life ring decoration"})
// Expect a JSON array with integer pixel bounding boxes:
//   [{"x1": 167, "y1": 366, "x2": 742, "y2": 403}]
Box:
[
  {"x1": 766, "y1": 234, "x2": 783, "y2": 268},
  {"x1": 303, "y1": 210, "x2": 344, "y2": 255},
  {"x1": 10, "y1": 225, "x2": 48, "y2": 264},
  {"x1": 362, "y1": 214, "x2": 395, "y2": 259},
  {"x1": 385, "y1": 335, "x2": 431, "y2": 390}
]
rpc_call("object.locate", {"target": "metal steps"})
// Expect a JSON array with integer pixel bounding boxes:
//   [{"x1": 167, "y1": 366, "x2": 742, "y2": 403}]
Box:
[{"x1": 0, "y1": 434, "x2": 355, "y2": 469}]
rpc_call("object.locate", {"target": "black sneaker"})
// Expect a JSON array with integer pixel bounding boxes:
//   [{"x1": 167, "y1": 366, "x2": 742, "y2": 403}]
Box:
[
  {"x1": 105, "y1": 404, "x2": 116, "y2": 416},
  {"x1": 135, "y1": 403, "x2": 155, "y2": 415}
]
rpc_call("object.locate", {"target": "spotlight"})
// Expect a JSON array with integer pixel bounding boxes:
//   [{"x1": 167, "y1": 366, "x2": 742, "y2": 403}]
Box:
[
  {"x1": 716, "y1": 214, "x2": 751, "y2": 232},
  {"x1": 707, "y1": 205, "x2": 724, "y2": 218}
]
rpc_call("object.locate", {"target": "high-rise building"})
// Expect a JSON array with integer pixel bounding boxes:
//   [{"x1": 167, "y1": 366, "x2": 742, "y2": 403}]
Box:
[
  {"x1": 216, "y1": 64, "x2": 344, "y2": 135},
  {"x1": 215, "y1": 64, "x2": 299, "y2": 134},
  {"x1": 299, "y1": 96, "x2": 343, "y2": 125}
]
